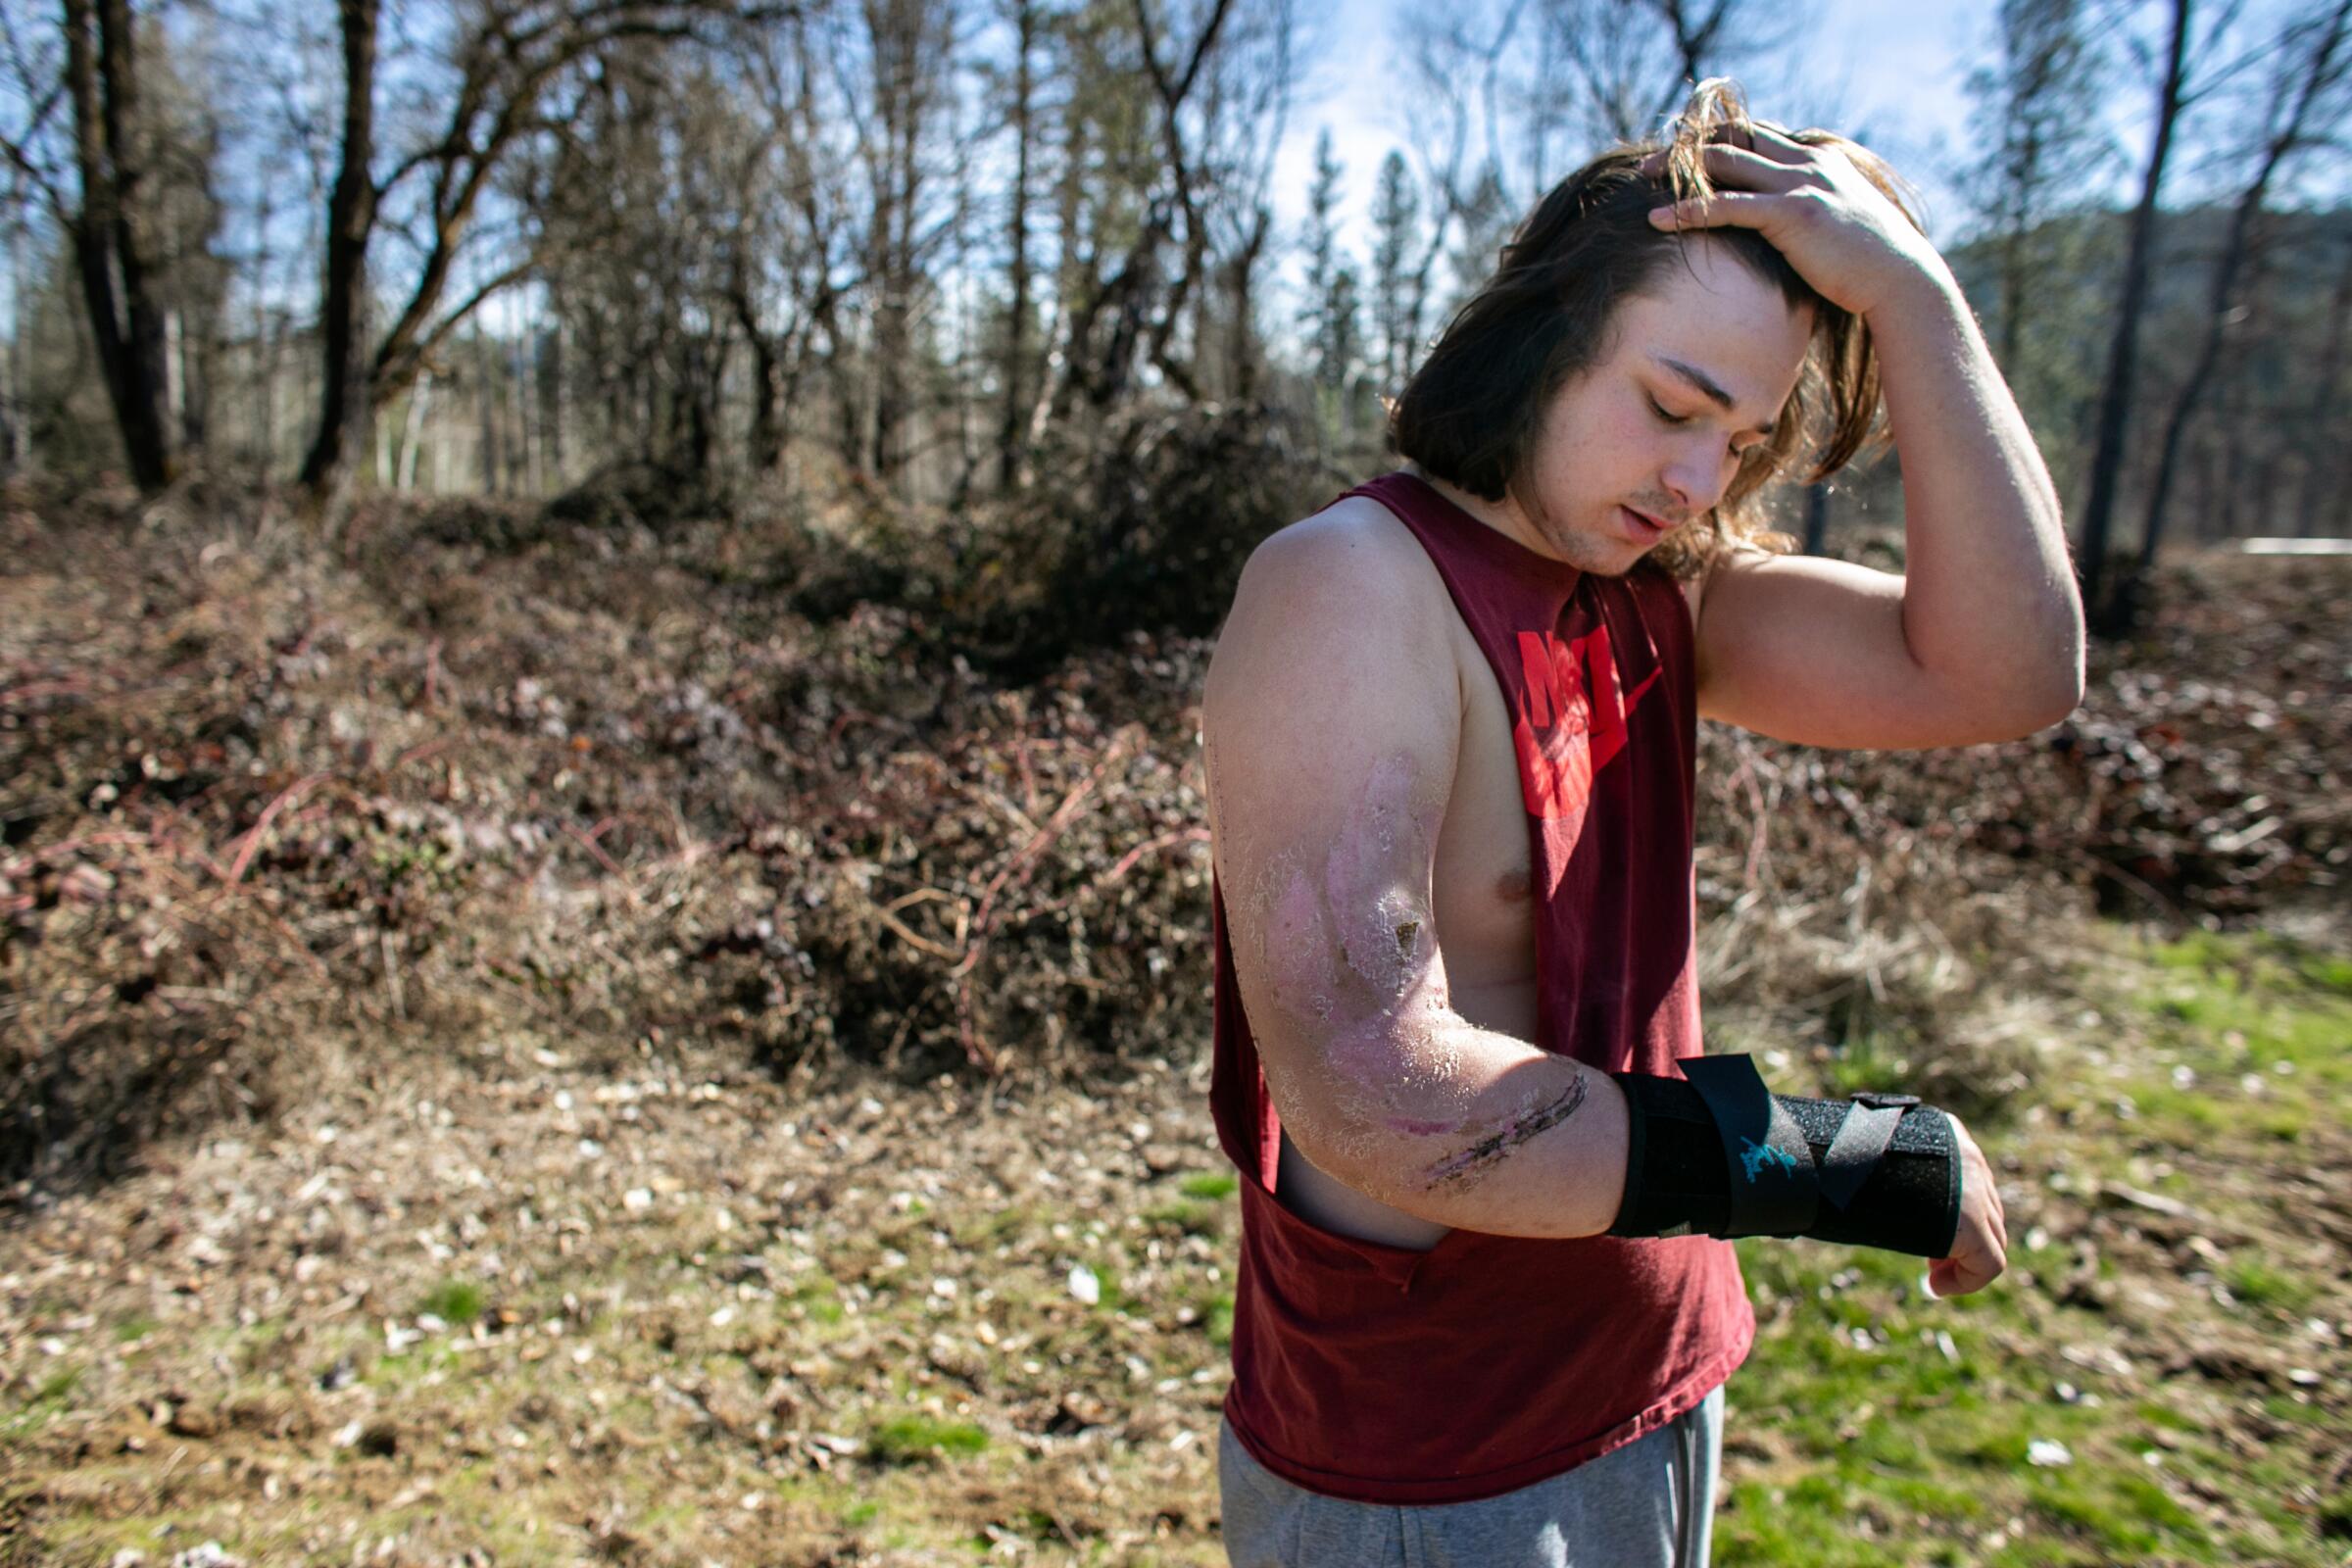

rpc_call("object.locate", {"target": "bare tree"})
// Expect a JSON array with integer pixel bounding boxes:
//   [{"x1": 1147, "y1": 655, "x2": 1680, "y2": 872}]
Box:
[
  {"x1": 1181, "y1": 0, "x2": 1298, "y2": 406},
  {"x1": 995, "y1": 0, "x2": 1045, "y2": 486},
  {"x1": 856, "y1": 0, "x2": 956, "y2": 485},
  {"x1": 0, "y1": 0, "x2": 202, "y2": 487},
  {"x1": 1046, "y1": 0, "x2": 1245, "y2": 417},
  {"x1": 1369, "y1": 148, "x2": 1429, "y2": 395},
  {"x1": 2127, "y1": 0, "x2": 2352, "y2": 606},
  {"x1": 2292, "y1": 222, "x2": 2352, "y2": 535},
  {"x1": 1962, "y1": 0, "x2": 2113, "y2": 373},
  {"x1": 299, "y1": 0, "x2": 747, "y2": 514},
  {"x1": 2076, "y1": 0, "x2": 2264, "y2": 626},
  {"x1": 1384, "y1": 0, "x2": 1793, "y2": 353}
]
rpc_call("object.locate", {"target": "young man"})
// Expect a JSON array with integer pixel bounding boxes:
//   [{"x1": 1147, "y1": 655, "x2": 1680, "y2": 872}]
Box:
[{"x1": 1199, "y1": 86, "x2": 2082, "y2": 1567}]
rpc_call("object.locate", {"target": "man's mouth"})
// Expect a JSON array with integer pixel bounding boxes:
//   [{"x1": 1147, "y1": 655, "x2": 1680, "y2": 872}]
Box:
[{"x1": 1618, "y1": 505, "x2": 1673, "y2": 541}]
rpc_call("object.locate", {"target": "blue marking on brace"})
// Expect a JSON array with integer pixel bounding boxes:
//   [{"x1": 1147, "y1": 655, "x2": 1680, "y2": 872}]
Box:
[{"x1": 1740, "y1": 1136, "x2": 1800, "y2": 1183}]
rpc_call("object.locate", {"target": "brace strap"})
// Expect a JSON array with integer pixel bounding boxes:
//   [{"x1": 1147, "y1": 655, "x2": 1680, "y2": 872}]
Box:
[{"x1": 1675, "y1": 1054, "x2": 1911, "y2": 1238}]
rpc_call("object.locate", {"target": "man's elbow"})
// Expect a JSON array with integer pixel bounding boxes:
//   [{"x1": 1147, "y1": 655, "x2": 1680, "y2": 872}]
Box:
[
  {"x1": 2016, "y1": 659, "x2": 2086, "y2": 733},
  {"x1": 1955, "y1": 618, "x2": 2085, "y2": 739},
  {"x1": 1930, "y1": 662, "x2": 2082, "y2": 745}
]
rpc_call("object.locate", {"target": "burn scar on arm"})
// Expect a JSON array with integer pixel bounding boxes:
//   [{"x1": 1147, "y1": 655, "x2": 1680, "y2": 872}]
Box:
[
  {"x1": 1416, "y1": 1074, "x2": 1591, "y2": 1189},
  {"x1": 1235, "y1": 750, "x2": 1594, "y2": 1193}
]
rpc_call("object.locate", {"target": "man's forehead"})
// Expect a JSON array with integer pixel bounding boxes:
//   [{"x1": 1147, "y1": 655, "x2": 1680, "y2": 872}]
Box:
[{"x1": 1615, "y1": 283, "x2": 1811, "y2": 416}]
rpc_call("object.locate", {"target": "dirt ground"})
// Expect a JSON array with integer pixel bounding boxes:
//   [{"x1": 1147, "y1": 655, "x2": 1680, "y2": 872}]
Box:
[{"x1": 6, "y1": 926, "x2": 2350, "y2": 1567}]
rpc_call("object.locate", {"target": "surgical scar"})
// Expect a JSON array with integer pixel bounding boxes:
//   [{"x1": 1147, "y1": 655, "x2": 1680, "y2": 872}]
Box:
[{"x1": 1418, "y1": 1075, "x2": 1591, "y2": 1189}]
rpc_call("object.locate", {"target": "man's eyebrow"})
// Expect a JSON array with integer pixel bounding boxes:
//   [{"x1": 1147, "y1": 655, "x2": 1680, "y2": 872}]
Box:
[{"x1": 1652, "y1": 354, "x2": 1776, "y2": 436}]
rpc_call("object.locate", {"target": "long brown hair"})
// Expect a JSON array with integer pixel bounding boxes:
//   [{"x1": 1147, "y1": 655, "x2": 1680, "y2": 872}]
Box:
[{"x1": 1388, "y1": 79, "x2": 1924, "y2": 576}]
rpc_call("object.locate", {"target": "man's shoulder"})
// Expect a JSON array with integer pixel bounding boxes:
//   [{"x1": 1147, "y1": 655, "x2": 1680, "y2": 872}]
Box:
[
  {"x1": 1241, "y1": 490, "x2": 1446, "y2": 614},
  {"x1": 1209, "y1": 493, "x2": 1461, "y2": 726}
]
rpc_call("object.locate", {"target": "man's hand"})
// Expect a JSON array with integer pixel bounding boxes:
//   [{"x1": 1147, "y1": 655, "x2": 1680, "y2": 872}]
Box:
[
  {"x1": 1642, "y1": 122, "x2": 1949, "y2": 319},
  {"x1": 1927, "y1": 1119, "x2": 2007, "y2": 1298},
  {"x1": 1651, "y1": 117, "x2": 2084, "y2": 751}
]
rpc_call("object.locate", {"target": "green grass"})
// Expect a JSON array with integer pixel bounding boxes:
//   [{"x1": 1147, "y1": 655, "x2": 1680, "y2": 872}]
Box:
[
  {"x1": 1141, "y1": 1200, "x2": 1216, "y2": 1233},
  {"x1": 1203, "y1": 1291, "x2": 1234, "y2": 1348},
  {"x1": 2223, "y1": 1258, "x2": 2318, "y2": 1313},
  {"x1": 1178, "y1": 1172, "x2": 1239, "y2": 1200},
  {"x1": 867, "y1": 1413, "x2": 990, "y2": 1463},
  {"x1": 417, "y1": 1279, "x2": 486, "y2": 1326},
  {"x1": 1714, "y1": 927, "x2": 2350, "y2": 1567},
  {"x1": 789, "y1": 1272, "x2": 847, "y2": 1325},
  {"x1": 3, "y1": 1368, "x2": 81, "y2": 1437},
  {"x1": 367, "y1": 1340, "x2": 462, "y2": 1389}
]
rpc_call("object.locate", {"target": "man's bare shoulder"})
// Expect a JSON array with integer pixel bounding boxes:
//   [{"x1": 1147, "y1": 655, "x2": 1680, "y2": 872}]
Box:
[
  {"x1": 1205, "y1": 492, "x2": 1460, "y2": 813},
  {"x1": 1224, "y1": 493, "x2": 1450, "y2": 642}
]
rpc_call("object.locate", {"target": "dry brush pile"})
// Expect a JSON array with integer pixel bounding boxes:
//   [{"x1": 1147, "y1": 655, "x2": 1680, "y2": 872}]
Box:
[{"x1": 3, "y1": 475, "x2": 2345, "y2": 1195}]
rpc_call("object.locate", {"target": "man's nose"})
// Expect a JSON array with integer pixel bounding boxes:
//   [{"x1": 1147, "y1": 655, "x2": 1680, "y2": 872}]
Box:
[{"x1": 1660, "y1": 452, "x2": 1734, "y2": 517}]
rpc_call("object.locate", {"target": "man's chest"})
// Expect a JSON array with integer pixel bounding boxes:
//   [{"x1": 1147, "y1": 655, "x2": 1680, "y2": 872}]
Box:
[
  {"x1": 1425, "y1": 582, "x2": 1695, "y2": 1001},
  {"x1": 1428, "y1": 614, "x2": 1545, "y2": 996}
]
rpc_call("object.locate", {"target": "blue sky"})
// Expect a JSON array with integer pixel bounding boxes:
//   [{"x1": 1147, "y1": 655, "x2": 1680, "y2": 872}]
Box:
[{"x1": 1273, "y1": 0, "x2": 2016, "y2": 256}]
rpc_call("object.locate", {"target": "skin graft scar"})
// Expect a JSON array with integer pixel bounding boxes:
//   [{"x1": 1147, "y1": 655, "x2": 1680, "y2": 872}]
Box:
[
  {"x1": 1416, "y1": 1075, "x2": 1592, "y2": 1189},
  {"x1": 1240, "y1": 753, "x2": 1592, "y2": 1191},
  {"x1": 1239, "y1": 753, "x2": 1453, "y2": 1162}
]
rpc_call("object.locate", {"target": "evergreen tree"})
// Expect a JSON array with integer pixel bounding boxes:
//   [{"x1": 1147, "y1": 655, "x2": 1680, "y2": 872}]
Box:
[{"x1": 1370, "y1": 148, "x2": 1423, "y2": 393}]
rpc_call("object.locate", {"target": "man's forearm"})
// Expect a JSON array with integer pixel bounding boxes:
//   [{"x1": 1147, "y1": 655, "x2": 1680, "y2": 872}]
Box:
[
  {"x1": 1867, "y1": 266, "x2": 2085, "y2": 725},
  {"x1": 1270, "y1": 1011, "x2": 1633, "y2": 1240},
  {"x1": 1278, "y1": 1017, "x2": 1965, "y2": 1261}
]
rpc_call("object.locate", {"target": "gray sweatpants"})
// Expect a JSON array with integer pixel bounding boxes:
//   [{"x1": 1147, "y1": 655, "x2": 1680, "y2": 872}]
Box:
[{"x1": 1217, "y1": 1385, "x2": 1725, "y2": 1568}]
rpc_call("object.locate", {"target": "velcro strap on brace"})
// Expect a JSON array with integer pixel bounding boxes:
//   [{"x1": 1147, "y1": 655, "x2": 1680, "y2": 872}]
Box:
[
  {"x1": 1818, "y1": 1098, "x2": 1907, "y2": 1211},
  {"x1": 1678, "y1": 1054, "x2": 1818, "y2": 1237}
]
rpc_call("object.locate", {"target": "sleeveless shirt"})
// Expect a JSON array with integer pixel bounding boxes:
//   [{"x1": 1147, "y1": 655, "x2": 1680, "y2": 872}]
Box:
[{"x1": 1208, "y1": 470, "x2": 1754, "y2": 1505}]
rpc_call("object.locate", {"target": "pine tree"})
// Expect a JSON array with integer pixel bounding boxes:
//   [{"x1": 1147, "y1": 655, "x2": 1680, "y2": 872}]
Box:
[{"x1": 1370, "y1": 150, "x2": 1423, "y2": 393}]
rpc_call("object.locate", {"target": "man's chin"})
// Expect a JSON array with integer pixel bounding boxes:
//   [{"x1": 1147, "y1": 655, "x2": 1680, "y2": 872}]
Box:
[{"x1": 1552, "y1": 531, "x2": 1648, "y2": 578}]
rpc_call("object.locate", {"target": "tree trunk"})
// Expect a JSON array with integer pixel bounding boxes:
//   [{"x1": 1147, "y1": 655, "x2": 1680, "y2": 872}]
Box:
[
  {"x1": 749, "y1": 330, "x2": 784, "y2": 473},
  {"x1": 2124, "y1": 0, "x2": 2349, "y2": 616},
  {"x1": 512, "y1": 324, "x2": 537, "y2": 495},
  {"x1": 299, "y1": 0, "x2": 382, "y2": 514},
  {"x1": 546, "y1": 317, "x2": 568, "y2": 489},
  {"x1": 1996, "y1": 227, "x2": 2030, "y2": 371},
  {"x1": 998, "y1": 0, "x2": 1036, "y2": 489},
  {"x1": 2076, "y1": 0, "x2": 2192, "y2": 629},
  {"x1": 253, "y1": 182, "x2": 276, "y2": 473},
  {"x1": 396, "y1": 372, "x2": 430, "y2": 491},
  {"x1": 63, "y1": 0, "x2": 176, "y2": 490},
  {"x1": 1225, "y1": 204, "x2": 1269, "y2": 403},
  {"x1": 865, "y1": 0, "x2": 931, "y2": 486},
  {"x1": 476, "y1": 328, "x2": 503, "y2": 493}
]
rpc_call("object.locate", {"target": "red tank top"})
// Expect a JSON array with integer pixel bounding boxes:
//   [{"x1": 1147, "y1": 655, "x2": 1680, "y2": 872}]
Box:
[{"x1": 1209, "y1": 470, "x2": 1753, "y2": 1504}]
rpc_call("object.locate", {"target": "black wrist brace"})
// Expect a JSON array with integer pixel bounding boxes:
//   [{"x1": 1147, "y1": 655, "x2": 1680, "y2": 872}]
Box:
[{"x1": 1605, "y1": 1054, "x2": 1963, "y2": 1258}]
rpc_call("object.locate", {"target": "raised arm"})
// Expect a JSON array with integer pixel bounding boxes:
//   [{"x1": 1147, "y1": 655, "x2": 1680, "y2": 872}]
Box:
[
  {"x1": 1657, "y1": 123, "x2": 2085, "y2": 749},
  {"x1": 1201, "y1": 504, "x2": 1631, "y2": 1239}
]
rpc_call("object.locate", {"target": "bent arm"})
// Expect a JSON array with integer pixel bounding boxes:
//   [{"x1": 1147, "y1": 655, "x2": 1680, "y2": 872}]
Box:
[
  {"x1": 1202, "y1": 505, "x2": 1628, "y2": 1239},
  {"x1": 1661, "y1": 133, "x2": 2083, "y2": 748},
  {"x1": 1871, "y1": 266, "x2": 2083, "y2": 722}
]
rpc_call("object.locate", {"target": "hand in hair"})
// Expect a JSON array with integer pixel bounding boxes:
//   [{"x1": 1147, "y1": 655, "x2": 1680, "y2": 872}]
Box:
[{"x1": 1641, "y1": 123, "x2": 1951, "y2": 319}]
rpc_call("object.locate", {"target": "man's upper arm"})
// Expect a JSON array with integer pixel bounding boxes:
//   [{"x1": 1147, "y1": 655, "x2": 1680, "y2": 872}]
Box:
[
  {"x1": 1202, "y1": 507, "x2": 1461, "y2": 1165},
  {"x1": 1691, "y1": 548, "x2": 2075, "y2": 749}
]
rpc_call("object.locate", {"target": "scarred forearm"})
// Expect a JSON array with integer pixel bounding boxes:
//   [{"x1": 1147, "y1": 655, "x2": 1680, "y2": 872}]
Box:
[{"x1": 1263, "y1": 1008, "x2": 1632, "y2": 1240}]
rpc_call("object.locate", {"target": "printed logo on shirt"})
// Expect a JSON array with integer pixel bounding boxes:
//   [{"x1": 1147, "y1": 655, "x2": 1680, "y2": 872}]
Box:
[{"x1": 1510, "y1": 622, "x2": 1661, "y2": 821}]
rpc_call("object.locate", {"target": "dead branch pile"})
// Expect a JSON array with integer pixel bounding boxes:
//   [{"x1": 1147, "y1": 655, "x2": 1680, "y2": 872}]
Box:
[{"x1": 3, "y1": 477, "x2": 2343, "y2": 1194}]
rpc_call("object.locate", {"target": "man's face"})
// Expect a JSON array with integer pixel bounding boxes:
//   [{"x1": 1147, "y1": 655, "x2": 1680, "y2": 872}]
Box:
[{"x1": 1510, "y1": 237, "x2": 1814, "y2": 576}]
